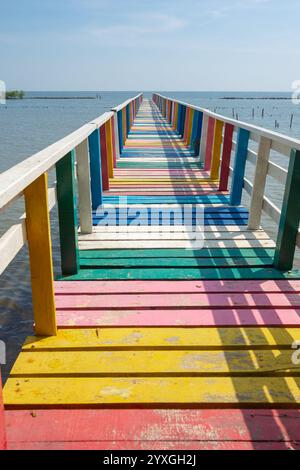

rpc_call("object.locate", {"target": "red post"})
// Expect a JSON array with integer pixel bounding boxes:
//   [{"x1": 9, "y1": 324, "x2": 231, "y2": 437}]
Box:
[
  {"x1": 111, "y1": 117, "x2": 117, "y2": 168},
  {"x1": 204, "y1": 117, "x2": 215, "y2": 171},
  {"x1": 183, "y1": 107, "x2": 190, "y2": 144},
  {"x1": 100, "y1": 125, "x2": 110, "y2": 191},
  {"x1": 0, "y1": 372, "x2": 6, "y2": 450},
  {"x1": 219, "y1": 123, "x2": 234, "y2": 191}
]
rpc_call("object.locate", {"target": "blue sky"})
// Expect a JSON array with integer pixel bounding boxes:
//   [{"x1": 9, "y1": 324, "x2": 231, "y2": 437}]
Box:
[{"x1": 0, "y1": 0, "x2": 299, "y2": 91}]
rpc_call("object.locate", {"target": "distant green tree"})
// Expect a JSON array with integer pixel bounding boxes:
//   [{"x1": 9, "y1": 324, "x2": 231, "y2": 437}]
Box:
[{"x1": 6, "y1": 90, "x2": 24, "y2": 99}]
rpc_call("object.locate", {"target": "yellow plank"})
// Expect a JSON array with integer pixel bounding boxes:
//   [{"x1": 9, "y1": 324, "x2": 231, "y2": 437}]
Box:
[
  {"x1": 105, "y1": 119, "x2": 114, "y2": 179},
  {"x1": 24, "y1": 174, "x2": 57, "y2": 336},
  {"x1": 9, "y1": 350, "x2": 300, "y2": 376},
  {"x1": 4, "y1": 376, "x2": 300, "y2": 406},
  {"x1": 210, "y1": 119, "x2": 224, "y2": 180},
  {"x1": 22, "y1": 328, "x2": 300, "y2": 350}
]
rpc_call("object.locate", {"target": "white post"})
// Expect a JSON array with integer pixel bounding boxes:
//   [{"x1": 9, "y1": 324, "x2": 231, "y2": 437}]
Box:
[
  {"x1": 76, "y1": 139, "x2": 93, "y2": 234},
  {"x1": 199, "y1": 113, "x2": 209, "y2": 163},
  {"x1": 247, "y1": 136, "x2": 272, "y2": 229}
]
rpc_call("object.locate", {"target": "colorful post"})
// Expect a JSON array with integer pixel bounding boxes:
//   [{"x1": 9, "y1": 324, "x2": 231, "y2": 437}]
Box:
[
  {"x1": 88, "y1": 129, "x2": 103, "y2": 209},
  {"x1": 229, "y1": 128, "x2": 250, "y2": 205},
  {"x1": 100, "y1": 124, "x2": 110, "y2": 191},
  {"x1": 210, "y1": 119, "x2": 224, "y2": 180},
  {"x1": 56, "y1": 150, "x2": 80, "y2": 276},
  {"x1": 274, "y1": 149, "x2": 300, "y2": 270},
  {"x1": 219, "y1": 123, "x2": 234, "y2": 191}
]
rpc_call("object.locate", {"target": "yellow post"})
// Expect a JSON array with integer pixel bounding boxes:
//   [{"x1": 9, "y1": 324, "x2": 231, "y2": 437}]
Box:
[
  {"x1": 210, "y1": 119, "x2": 224, "y2": 180},
  {"x1": 24, "y1": 173, "x2": 57, "y2": 336},
  {"x1": 106, "y1": 118, "x2": 114, "y2": 179},
  {"x1": 187, "y1": 109, "x2": 194, "y2": 146}
]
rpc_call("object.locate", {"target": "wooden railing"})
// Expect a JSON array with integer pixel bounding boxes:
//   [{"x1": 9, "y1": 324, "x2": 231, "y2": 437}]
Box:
[
  {"x1": 153, "y1": 93, "x2": 300, "y2": 271},
  {"x1": 112, "y1": 93, "x2": 143, "y2": 155},
  {"x1": 0, "y1": 93, "x2": 143, "y2": 338}
]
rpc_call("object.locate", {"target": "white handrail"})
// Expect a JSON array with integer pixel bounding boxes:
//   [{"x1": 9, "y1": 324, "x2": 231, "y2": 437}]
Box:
[{"x1": 111, "y1": 93, "x2": 143, "y2": 112}]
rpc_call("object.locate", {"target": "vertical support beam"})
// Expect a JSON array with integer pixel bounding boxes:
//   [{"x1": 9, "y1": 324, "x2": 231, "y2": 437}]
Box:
[
  {"x1": 122, "y1": 109, "x2": 127, "y2": 145},
  {"x1": 100, "y1": 124, "x2": 110, "y2": 191},
  {"x1": 204, "y1": 118, "x2": 215, "y2": 171},
  {"x1": 111, "y1": 115, "x2": 118, "y2": 165},
  {"x1": 117, "y1": 111, "x2": 123, "y2": 154},
  {"x1": 88, "y1": 129, "x2": 103, "y2": 209},
  {"x1": 274, "y1": 149, "x2": 300, "y2": 271},
  {"x1": 199, "y1": 114, "x2": 209, "y2": 163},
  {"x1": 183, "y1": 107, "x2": 190, "y2": 143},
  {"x1": 0, "y1": 372, "x2": 6, "y2": 450},
  {"x1": 210, "y1": 119, "x2": 224, "y2": 180},
  {"x1": 219, "y1": 123, "x2": 234, "y2": 191},
  {"x1": 56, "y1": 150, "x2": 80, "y2": 276},
  {"x1": 229, "y1": 128, "x2": 250, "y2": 206},
  {"x1": 248, "y1": 137, "x2": 272, "y2": 229},
  {"x1": 173, "y1": 103, "x2": 178, "y2": 131},
  {"x1": 126, "y1": 105, "x2": 130, "y2": 136},
  {"x1": 105, "y1": 118, "x2": 114, "y2": 179},
  {"x1": 24, "y1": 173, "x2": 57, "y2": 335},
  {"x1": 76, "y1": 139, "x2": 93, "y2": 234},
  {"x1": 187, "y1": 109, "x2": 194, "y2": 147},
  {"x1": 193, "y1": 111, "x2": 203, "y2": 157}
]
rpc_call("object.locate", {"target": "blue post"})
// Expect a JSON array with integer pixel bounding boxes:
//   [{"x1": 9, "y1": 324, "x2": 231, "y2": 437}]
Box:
[
  {"x1": 179, "y1": 105, "x2": 186, "y2": 137},
  {"x1": 88, "y1": 129, "x2": 103, "y2": 210},
  {"x1": 169, "y1": 102, "x2": 173, "y2": 124},
  {"x1": 126, "y1": 105, "x2": 130, "y2": 137},
  {"x1": 230, "y1": 128, "x2": 250, "y2": 206},
  {"x1": 176, "y1": 105, "x2": 182, "y2": 134},
  {"x1": 117, "y1": 111, "x2": 123, "y2": 154},
  {"x1": 193, "y1": 111, "x2": 203, "y2": 156}
]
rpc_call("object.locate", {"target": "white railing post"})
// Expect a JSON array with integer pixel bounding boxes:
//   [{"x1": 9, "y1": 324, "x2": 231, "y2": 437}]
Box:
[
  {"x1": 199, "y1": 113, "x2": 209, "y2": 163},
  {"x1": 76, "y1": 138, "x2": 93, "y2": 234},
  {"x1": 247, "y1": 137, "x2": 272, "y2": 229}
]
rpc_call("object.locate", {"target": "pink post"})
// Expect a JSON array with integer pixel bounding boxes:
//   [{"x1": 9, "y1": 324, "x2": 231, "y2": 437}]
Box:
[
  {"x1": 219, "y1": 123, "x2": 234, "y2": 191},
  {"x1": 0, "y1": 372, "x2": 6, "y2": 450}
]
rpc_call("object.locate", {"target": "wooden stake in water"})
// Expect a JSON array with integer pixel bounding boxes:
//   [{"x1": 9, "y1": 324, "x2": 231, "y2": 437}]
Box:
[{"x1": 290, "y1": 114, "x2": 294, "y2": 128}]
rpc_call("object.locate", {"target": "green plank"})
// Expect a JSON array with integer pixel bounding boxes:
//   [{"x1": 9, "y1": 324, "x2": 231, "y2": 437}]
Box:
[
  {"x1": 79, "y1": 248, "x2": 274, "y2": 259},
  {"x1": 274, "y1": 149, "x2": 300, "y2": 271},
  {"x1": 56, "y1": 150, "x2": 80, "y2": 275},
  {"x1": 79, "y1": 256, "x2": 272, "y2": 268},
  {"x1": 58, "y1": 267, "x2": 300, "y2": 281}
]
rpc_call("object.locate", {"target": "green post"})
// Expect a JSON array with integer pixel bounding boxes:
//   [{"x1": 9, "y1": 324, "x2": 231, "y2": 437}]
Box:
[
  {"x1": 56, "y1": 149, "x2": 80, "y2": 275},
  {"x1": 274, "y1": 149, "x2": 300, "y2": 271}
]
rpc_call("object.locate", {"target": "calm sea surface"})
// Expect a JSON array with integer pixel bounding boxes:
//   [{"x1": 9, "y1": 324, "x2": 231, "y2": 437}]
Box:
[{"x1": 1, "y1": 91, "x2": 300, "y2": 380}]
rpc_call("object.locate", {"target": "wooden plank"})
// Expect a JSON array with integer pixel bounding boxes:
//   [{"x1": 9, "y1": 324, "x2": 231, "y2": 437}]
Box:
[
  {"x1": 210, "y1": 120, "x2": 224, "y2": 180},
  {"x1": 100, "y1": 125, "x2": 110, "y2": 191},
  {"x1": 21, "y1": 327, "x2": 300, "y2": 350},
  {"x1": 274, "y1": 149, "x2": 300, "y2": 270},
  {"x1": 105, "y1": 119, "x2": 114, "y2": 179},
  {"x1": 204, "y1": 117, "x2": 215, "y2": 171},
  {"x1": 6, "y1": 409, "x2": 300, "y2": 447},
  {"x1": 79, "y1": 240, "x2": 276, "y2": 250},
  {"x1": 9, "y1": 349, "x2": 300, "y2": 376},
  {"x1": 0, "y1": 372, "x2": 6, "y2": 450},
  {"x1": 24, "y1": 174, "x2": 57, "y2": 336},
  {"x1": 54, "y1": 292, "x2": 300, "y2": 309},
  {"x1": 55, "y1": 307, "x2": 300, "y2": 328},
  {"x1": 199, "y1": 114, "x2": 208, "y2": 163},
  {"x1": 4, "y1": 376, "x2": 300, "y2": 406},
  {"x1": 219, "y1": 123, "x2": 234, "y2": 191},
  {"x1": 56, "y1": 151, "x2": 80, "y2": 276},
  {"x1": 248, "y1": 137, "x2": 271, "y2": 229},
  {"x1": 76, "y1": 139, "x2": 93, "y2": 234},
  {"x1": 88, "y1": 129, "x2": 103, "y2": 209},
  {"x1": 55, "y1": 279, "x2": 300, "y2": 294},
  {"x1": 230, "y1": 128, "x2": 250, "y2": 205}
]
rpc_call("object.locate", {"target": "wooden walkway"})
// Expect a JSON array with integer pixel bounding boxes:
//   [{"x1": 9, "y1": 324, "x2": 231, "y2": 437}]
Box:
[{"x1": 3, "y1": 98, "x2": 300, "y2": 450}]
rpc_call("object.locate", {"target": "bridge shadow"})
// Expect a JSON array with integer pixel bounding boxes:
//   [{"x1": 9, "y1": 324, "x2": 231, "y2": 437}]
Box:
[{"x1": 149, "y1": 99, "x2": 300, "y2": 449}]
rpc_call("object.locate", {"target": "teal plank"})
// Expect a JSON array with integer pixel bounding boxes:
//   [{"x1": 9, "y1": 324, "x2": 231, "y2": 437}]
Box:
[
  {"x1": 56, "y1": 150, "x2": 80, "y2": 275},
  {"x1": 274, "y1": 149, "x2": 300, "y2": 270}
]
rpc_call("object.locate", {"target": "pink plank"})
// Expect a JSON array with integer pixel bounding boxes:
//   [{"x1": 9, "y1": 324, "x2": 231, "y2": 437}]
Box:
[
  {"x1": 0, "y1": 371, "x2": 6, "y2": 450},
  {"x1": 8, "y1": 441, "x2": 299, "y2": 450},
  {"x1": 55, "y1": 280, "x2": 300, "y2": 294},
  {"x1": 54, "y1": 292, "x2": 300, "y2": 309},
  {"x1": 56, "y1": 307, "x2": 300, "y2": 327},
  {"x1": 5, "y1": 409, "x2": 300, "y2": 448},
  {"x1": 204, "y1": 117, "x2": 215, "y2": 171}
]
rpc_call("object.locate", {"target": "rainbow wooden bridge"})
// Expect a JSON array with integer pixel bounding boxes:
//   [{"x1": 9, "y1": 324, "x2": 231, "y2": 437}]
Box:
[{"x1": 1, "y1": 93, "x2": 300, "y2": 450}]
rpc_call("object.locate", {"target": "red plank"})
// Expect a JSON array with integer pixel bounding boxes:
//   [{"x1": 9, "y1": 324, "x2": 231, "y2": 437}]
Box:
[
  {"x1": 0, "y1": 372, "x2": 6, "y2": 450},
  {"x1": 5, "y1": 409, "x2": 300, "y2": 450},
  {"x1": 56, "y1": 307, "x2": 300, "y2": 327},
  {"x1": 100, "y1": 124, "x2": 109, "y2": 191}
]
